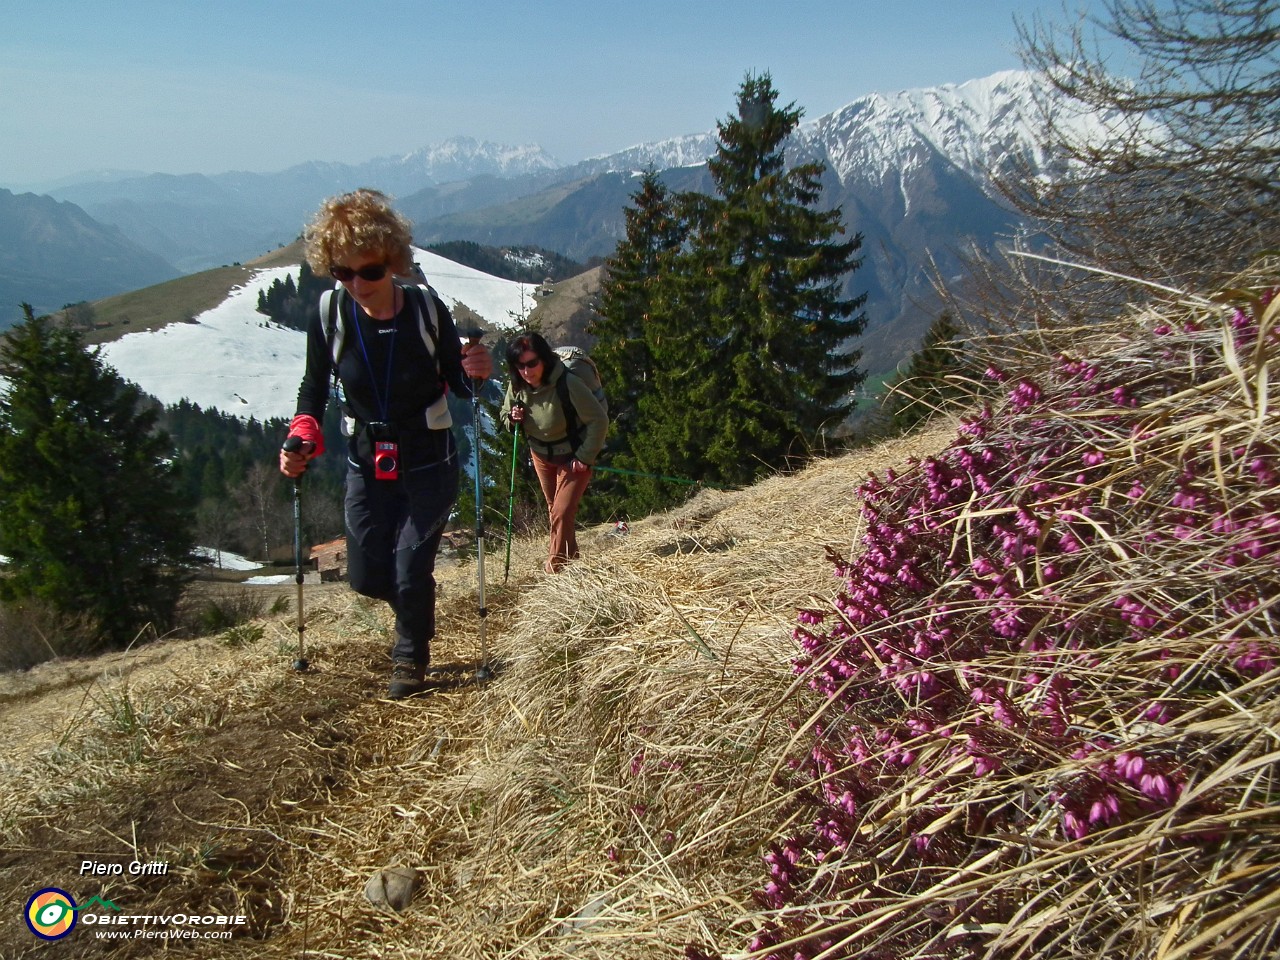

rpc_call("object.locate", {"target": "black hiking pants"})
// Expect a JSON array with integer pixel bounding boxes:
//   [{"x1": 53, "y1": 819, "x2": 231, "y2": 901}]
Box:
[{"x1": 344, "y1": 430, "x2": 459, "y2": 666}]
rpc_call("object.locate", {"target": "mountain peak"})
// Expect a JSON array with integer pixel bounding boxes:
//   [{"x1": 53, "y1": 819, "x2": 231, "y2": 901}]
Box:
[
  {"x1": 366, "y1": 137, "x2": 562, "y2": 183},
  {"x1": 572, "y1": 70, "x2": 1079, "y2": 188}
]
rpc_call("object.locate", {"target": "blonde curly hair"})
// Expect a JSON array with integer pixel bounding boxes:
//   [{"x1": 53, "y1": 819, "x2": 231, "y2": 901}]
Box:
[{"x1": 303, "y1": 189, "x2": 415, "y2": 278}]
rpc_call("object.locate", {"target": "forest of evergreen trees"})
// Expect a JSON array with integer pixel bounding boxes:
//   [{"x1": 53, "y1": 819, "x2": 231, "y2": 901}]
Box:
[
  {"x1": 0, "y1": 72, "x2": 970, "y2": 657},
  {"x1": 255, "y1": 261, "x2": 332, "y2": 330}
]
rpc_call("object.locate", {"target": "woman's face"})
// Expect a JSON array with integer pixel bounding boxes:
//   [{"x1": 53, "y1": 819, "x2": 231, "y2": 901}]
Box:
[
  {"x1": 515, "y1": 349, "x2": 544, "y2": 388},
  {"x1": 330, "y1": 251, "x2": 394, "y2": 314}
]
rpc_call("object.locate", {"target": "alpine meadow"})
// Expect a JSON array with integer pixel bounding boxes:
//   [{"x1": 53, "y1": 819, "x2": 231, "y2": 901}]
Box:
[{"x1": 1, "y1": 2, "x2": 1278, "y2": 958}]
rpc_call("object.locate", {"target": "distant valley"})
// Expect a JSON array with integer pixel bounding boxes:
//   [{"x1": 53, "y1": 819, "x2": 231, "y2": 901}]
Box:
[{"x1": 0, "y1": 189, "x2": 179, "y2": 323}]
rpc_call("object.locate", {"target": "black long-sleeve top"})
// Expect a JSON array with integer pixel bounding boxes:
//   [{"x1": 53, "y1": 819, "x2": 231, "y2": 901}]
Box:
[{"x1": 294, "y1": 285, "x2": 474, "y2": 464}]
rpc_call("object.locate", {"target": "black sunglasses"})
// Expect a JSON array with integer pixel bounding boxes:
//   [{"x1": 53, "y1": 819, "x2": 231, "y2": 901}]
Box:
[
  {"x1": 516, "y1": 356, "x2": 542, "y2": 371},
  {"x1": 330, "y1": 263, "x2": 389, "y2": 282}
]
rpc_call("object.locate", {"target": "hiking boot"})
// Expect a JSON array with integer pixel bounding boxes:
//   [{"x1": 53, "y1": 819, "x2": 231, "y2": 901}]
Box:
[{"x1": 387, "y1": 660, "x2": 427, "y2": 700}]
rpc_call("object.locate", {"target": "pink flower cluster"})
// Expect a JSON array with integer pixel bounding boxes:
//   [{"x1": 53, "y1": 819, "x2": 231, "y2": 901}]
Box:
[{"x1": 722, "y1": 293, "x2": 1280, "y2": 960}]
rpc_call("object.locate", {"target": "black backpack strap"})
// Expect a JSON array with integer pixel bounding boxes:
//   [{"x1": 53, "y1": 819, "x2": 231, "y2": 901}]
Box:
[
  {"x1": 321, "y1": 286, "x2": 343, "y2": 394},
  {"x1": 556, "y1": 370, "x2": 583, "y2": 452}
]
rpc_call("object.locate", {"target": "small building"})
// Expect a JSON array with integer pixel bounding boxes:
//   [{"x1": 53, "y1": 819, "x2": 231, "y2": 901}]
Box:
[{"x1": 312, "y1": 538, "x2": 347, "y2": 582}]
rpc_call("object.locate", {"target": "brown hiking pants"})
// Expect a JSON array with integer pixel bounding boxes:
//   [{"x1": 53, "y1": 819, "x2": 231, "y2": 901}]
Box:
[{"x1": 530, "y1": 450, "x2": 592, "y2": 573}]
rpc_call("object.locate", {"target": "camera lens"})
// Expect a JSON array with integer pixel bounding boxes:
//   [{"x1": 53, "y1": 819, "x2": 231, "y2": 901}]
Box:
[{"x1": 376, "y1": 454, "x2": 396, "y2": 472}]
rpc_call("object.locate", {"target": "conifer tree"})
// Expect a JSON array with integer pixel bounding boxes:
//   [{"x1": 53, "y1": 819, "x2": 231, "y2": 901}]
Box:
[
  {"x1": 0, "y1": 307, "x2": 197, "y2": 647},
  {"x1": 881, "y1": 311, "x2": 973, "y2": 434},
  {"x1": 589, "y1": 170, "x2": 691, "y2": 514},
  {"x1": 593, "y1": 170, "x2": 687, "y2": 445},
  {"x1": 622, "y1": 73, "x2": 866, "y2": 498}
]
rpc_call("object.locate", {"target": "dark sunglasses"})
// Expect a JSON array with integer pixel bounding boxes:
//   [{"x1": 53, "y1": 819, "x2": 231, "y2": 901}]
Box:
[
  {"x1": 516, "y1": 356, "x2": 542, "y2": 371},
  {"x1": 329, "y1": 263, "x2": 388, "y2": 282}
]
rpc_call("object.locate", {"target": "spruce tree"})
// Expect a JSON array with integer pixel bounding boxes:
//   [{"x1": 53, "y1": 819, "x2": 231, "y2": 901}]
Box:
[
  {"x1": 0, "y1": 307, "x2": 197, "y2": 647},
  {"x1": 593, "y1": 170, "x2": 687, "y2": 444},
  {"x1": 623, "y1": 73, "x2": 866, "y2": 496},
  {"x1": 591, "y1": 170, "x2": 691, "y2": 514},
  {"x1": 881, "y1": 311, "x2": 973, "y2": 434}
]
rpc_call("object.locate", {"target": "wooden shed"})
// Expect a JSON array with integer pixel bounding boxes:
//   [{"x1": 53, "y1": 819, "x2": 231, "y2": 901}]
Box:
[{"x1": 311, "y1": 538, "x2": 347, "y2": 582}]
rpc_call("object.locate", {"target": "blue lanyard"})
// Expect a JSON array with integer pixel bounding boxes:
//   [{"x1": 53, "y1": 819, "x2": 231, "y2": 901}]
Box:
[{"x1": 351, "y1": 298, "x2": 396, "y2": 423}]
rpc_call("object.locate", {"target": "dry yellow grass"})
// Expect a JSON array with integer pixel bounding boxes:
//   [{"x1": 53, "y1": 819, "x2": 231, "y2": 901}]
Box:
[
  {"x1": 0, "y1": 424, "x2": 952, "y2": 958},
  {"x1": 2, "y1": 264, "x2": 1276, "y2": 960}
]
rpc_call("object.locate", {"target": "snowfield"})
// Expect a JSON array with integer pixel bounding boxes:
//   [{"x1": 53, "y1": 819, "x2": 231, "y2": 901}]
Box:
[
  {"x1": 195, "y1": 547, "x2": 262, "y2": 571},
  {"x1": 95, "y1": 249, "x2": 535, "y2": 424},
  {"x1": 195, "y1": 548, "x2": 291, "y2": 584}
]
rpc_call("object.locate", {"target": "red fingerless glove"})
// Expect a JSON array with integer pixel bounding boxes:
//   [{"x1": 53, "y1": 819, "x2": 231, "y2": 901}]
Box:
[{"x1": 288, "y1": 414, "x2": 325, "y2": 458}]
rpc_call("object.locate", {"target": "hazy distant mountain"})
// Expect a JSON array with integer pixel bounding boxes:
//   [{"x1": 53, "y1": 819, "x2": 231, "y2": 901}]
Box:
[
  {"x1": 355, "y1": 137, "x2": 563, "y2": 187},
  {"x1": 13, "y1": 71, "x2": 1105, "y2": 372},
  {"x1": 0, "y1": 189, "x2": 178, "y2": 328},
  {"x1": 46, "y1": 138, "x2": 563, "y2": 273}
]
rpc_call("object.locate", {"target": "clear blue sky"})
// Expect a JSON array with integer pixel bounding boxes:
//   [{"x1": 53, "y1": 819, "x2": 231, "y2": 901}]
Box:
[{"x1": 0, "y1": 0, "x2": 1109, "y2": 189}]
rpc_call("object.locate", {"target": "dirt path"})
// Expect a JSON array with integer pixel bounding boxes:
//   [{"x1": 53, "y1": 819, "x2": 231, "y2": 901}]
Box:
[{"x1": 0, "y1": 568, "x2": 507, "y2": 957}]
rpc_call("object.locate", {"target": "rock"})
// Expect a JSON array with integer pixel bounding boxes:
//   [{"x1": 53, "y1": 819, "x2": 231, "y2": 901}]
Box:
[{"x1": 364, "y1": 865, "x2": 419, "y2": 912}]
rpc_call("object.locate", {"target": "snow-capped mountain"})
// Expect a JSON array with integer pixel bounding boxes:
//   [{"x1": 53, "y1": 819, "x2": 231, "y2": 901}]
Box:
[
  {"x1": 373, "y1": 137, "x2": 562, "y2": 183},
  {"x1": 36, "y1": 70, "x2": 1082, "y2": 276},
  {"x1": 569, "y1": 70, "x2": 1099, "y2": 190},
  {"x1": 272, "y1": 137, "x2": 562, "y2": 198},
  {"x1": 803, "y1": 71, "x2": 1058, "y2": 186},
  {"x1": 408, "y1": 70, "x2": 1117, "y2": 373},
  {"x1": 41, "y1": 137, "x2": 561, "y2": 275},
  {"x1": 10, "y1": 70, "x2": 1115, "y2": 373},
  {"x1": 575, "y1": 132, "x2": 723, "y2": 175}
]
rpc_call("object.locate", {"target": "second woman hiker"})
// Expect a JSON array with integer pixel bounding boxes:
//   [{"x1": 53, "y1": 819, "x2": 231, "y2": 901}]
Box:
[
  {"x1": 500, "y1": 332, "x2": 608, "y2": 573},
  {"x1": 278, "y1": 189, "x2": 493, "y2": 700}
]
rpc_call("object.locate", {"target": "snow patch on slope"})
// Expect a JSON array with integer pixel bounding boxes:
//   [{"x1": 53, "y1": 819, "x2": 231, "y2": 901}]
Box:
[{"x1": 96, "y1": 251, "x2": 533, "y2": 424}]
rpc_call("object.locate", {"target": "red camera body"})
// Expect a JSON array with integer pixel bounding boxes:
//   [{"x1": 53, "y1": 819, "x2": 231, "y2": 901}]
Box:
[{"x1": 374, "y1": 441, "x2": 399, "y2": 481}]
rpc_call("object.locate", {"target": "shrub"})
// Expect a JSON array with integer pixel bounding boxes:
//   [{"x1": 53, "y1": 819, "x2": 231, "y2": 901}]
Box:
[
  {"x1": 0, "y1": 599, "x2": 100, "y2": 671},
  {"x1": 176, "y1": 589, "x2": 268, "y2": 638}
]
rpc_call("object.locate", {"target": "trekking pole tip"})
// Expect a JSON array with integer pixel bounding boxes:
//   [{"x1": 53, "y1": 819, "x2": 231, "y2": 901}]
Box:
[{"x1": 293, "y1": 657, "x2": 310, "y2": 672}]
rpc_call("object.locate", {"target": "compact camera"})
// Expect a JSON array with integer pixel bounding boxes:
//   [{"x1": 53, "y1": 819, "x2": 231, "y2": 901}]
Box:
[
  {"x1": 368, "y1": 422, "x2": 399, "y2": 481},
  {"x1": 374, "y1": 442, "x2": 399, "y2": 481}
]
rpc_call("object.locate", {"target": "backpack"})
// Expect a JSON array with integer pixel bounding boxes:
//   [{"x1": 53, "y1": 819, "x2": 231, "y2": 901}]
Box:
[
  {"x1": 319, "y1": 280, "x2": 451, "y2": 434},
  {"x1": 553, "y1": 346, "x2": 608, "y2": 450}
]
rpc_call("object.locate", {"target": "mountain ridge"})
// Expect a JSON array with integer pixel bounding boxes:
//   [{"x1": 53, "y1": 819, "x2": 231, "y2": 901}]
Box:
[
  {"x1": 32, "y1": 70, "x2": 1070, "y2": 255},
  {"x1": 0, "y1": 189, "x2": 179, "y2": 324},
  {"x1": 5, "y1": 71, "x2": 1101, "y2": 370}
]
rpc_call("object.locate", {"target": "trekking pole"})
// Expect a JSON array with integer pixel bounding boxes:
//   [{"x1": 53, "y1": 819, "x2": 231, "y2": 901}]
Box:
[
  {"x1": 503, "y1": 421, "x2": 520, "y2": 583},
  {"x1": 281, "y1": 436, "x2": 309, "y2": 672},
  {"x1": 464, "y1": 330, "x2": 493, "y2": 681}
]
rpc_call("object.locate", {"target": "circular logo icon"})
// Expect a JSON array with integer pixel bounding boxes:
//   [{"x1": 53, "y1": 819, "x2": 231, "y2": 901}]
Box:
[{"x1": 25, "y1": 888, "x2": 77, "y2": 940}]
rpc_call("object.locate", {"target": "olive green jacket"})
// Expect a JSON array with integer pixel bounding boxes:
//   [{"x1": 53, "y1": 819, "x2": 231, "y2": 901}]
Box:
[{"x1": 500, "y1": 358, "x2": 608, "y2": 465}]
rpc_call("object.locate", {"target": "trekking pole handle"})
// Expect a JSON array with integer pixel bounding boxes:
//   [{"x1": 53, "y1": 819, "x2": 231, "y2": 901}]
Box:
[{"x1": 282, "y1": 435, "x2": 315, "y2": 457}]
